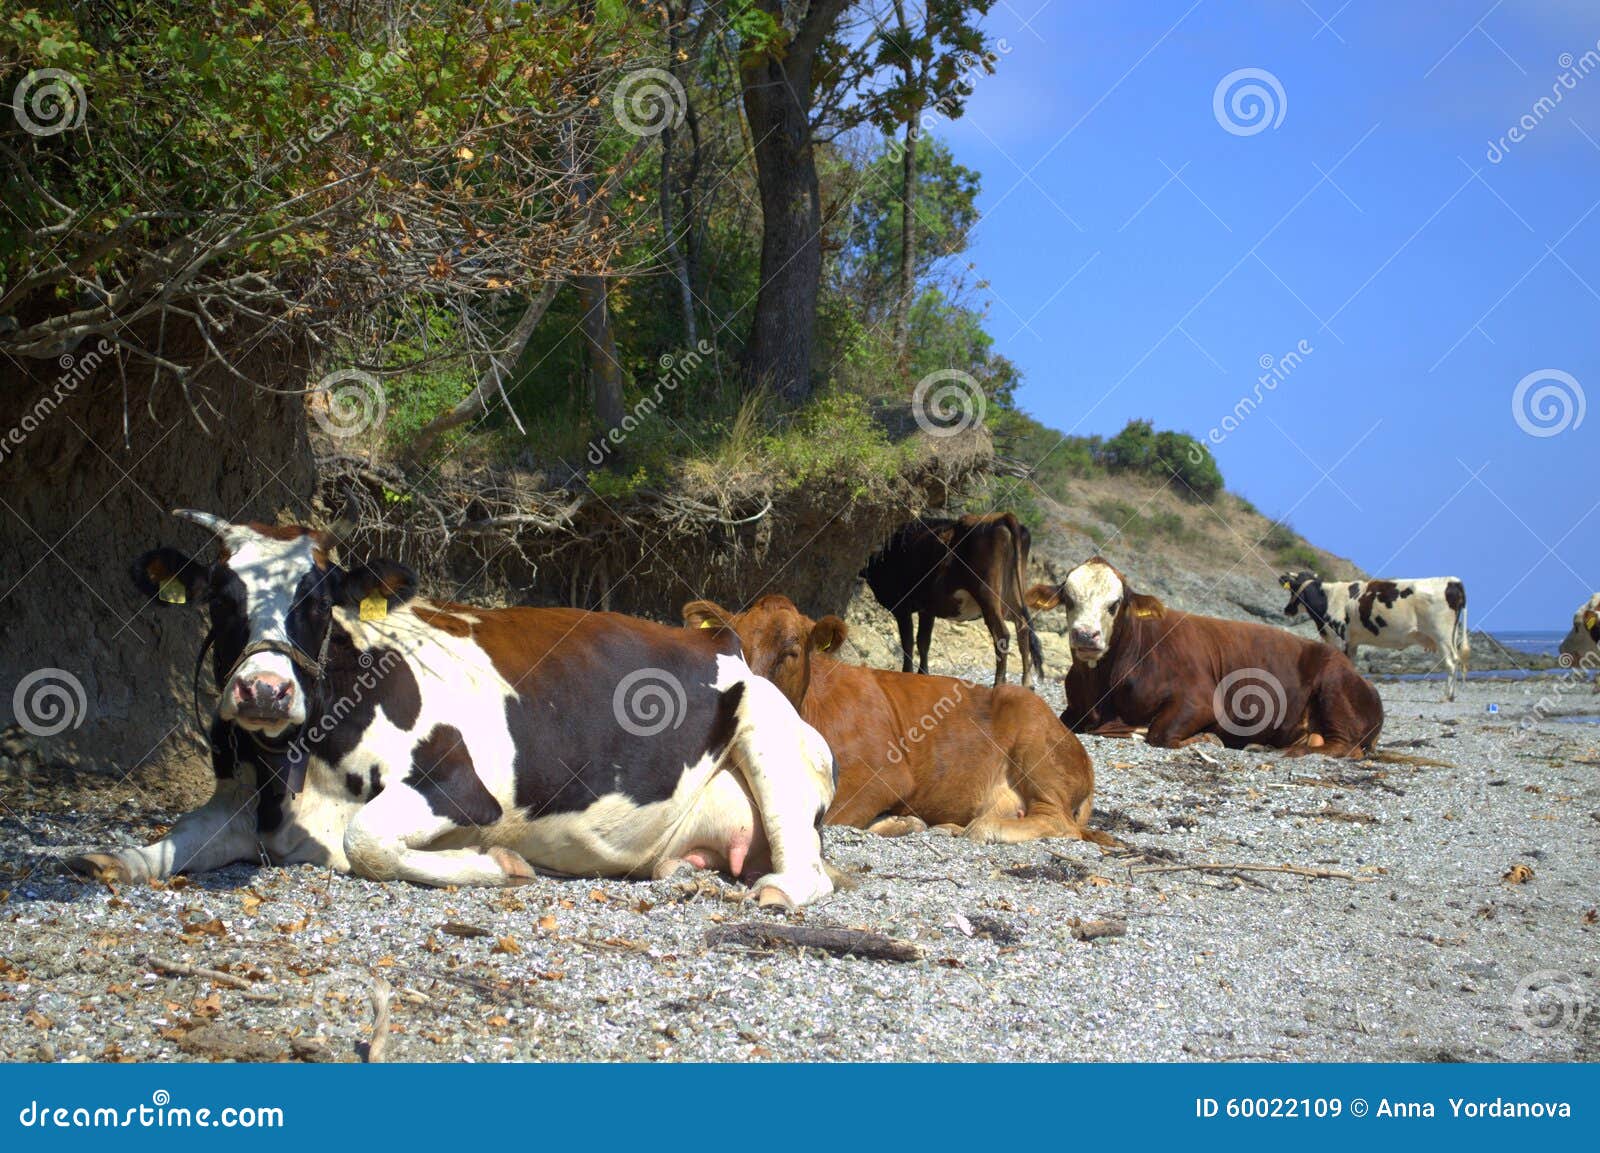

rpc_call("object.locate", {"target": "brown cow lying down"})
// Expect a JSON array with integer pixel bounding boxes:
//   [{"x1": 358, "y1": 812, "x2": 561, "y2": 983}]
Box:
[
  {"x1": 683, "y1": 595, "x2": 1114, "y2": 846},
  {"x1": 1027, "y1": 558, "x2": 1383, "y2": 758}
]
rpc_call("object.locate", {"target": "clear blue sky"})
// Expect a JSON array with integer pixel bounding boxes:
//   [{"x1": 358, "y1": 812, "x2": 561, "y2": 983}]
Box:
[{"x1": 936, "y1": 1, "x2": 1597, "y2": 631}]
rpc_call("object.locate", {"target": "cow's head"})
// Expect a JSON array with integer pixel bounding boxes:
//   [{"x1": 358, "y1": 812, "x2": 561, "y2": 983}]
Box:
[
  {"x1": 1279, "y1": 570, "x2": 1320, "y2": 618},
  {"x1": 1559, "y1": 595, "x2": 1600, "y2": 667},
  {"x1": 132, "y1": 510, "x2": 416, "y2": 736},
  {"x1": 1026, "y1": 557, "x2": 1164, "y2": 667},
  {"x1": 682, "y1": 595, "x2": 845, "y2": 709}
]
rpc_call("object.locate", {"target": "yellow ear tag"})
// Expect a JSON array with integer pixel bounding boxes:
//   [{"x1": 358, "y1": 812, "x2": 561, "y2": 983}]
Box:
[
  {"x1": 1585, "y1": 611, "x2": 1598, "y2": 630},
  {"x1": 359, "y1": 593, "x2": 388, "y2": 622},
  {"x1": 698, "y1": 619, "x2": 714, "y2": 629},
  {"x1": 157, "y1": 577, "x2": 186, "y2": 605},
  {"x1": 1134, "y1": 607, "x2": 1158, "y2": 618}
]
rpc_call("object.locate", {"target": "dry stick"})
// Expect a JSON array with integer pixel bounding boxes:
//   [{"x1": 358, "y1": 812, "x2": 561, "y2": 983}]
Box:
[
  {"x1": 365, "y1": 976, "x2": 392, "y2": 1064},
  {"x1": 146, "y1": 956, "x2": 281, "y2": 1002},
  {"x1": 706, "y1": 923, "x2": 923, "y2": 963},
  {"x1": 1128, "y1": 862, "x2": 1360, "y2": 881}
]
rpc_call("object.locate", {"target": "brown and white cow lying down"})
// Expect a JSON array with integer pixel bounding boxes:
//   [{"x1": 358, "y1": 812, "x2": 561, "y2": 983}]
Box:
[
  {"x1": 1028, "y1": 559, "x2": 1383, "y2": 758},
  {"x1": 69, "y1": 511, "x2": 837, "y2": 908},
  {"x1": 682, "y1": 596, "x2": 1113, "y2": 846},
  {"x1": 1559, "y1": 593, "x2": 1600, "y2": 690}
]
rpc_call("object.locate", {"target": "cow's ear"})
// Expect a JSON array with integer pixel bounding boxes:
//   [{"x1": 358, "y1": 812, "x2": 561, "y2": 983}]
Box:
[
  {"x1": 1127, "y1": 592, "x2": 1166, "y2": 620},
  {"x1": 682, "y1": 600, "x2": 733, "y2": 630},
  {"x1": 337, "y1": 559, "x2": 417, "y2": 620},
  {"x1": 1026, "y1": 583, "x2": 1062, "y2": 611},
  {"x1": 1586, "y1": 610, "x2": 1599, "y2": 640},
  {"x1": 132, "y1": 547, "x2": 207, "y2": 606},
  {"x1": 811, "y1": 615, "x2": 848, "y2": 654}
]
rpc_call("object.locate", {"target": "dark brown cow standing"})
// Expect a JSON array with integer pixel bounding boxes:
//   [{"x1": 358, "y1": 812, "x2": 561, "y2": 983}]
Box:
[
  {"x1": 1028, "y1": 558, "x2": 1383, "y2": 758},
  {"x1": 861, "y1": 512, "x2": 1042, "y2": 688},
  {"x1": 683, "y1": 595, "x2": 1113, "y2": 845}
]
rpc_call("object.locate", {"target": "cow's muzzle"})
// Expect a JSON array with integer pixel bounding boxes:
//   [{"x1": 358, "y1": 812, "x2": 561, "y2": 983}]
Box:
[{"x1": 225, "y1": 671, "x2": 301, "y2": 728}]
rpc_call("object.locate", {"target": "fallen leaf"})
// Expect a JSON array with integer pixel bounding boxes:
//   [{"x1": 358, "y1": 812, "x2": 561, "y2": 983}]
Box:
[
  {"x1": 1503, "y1": 863, "x2": 1535, "y2": 885},
  {"x1": 23, "y1": 1010, "x2": 53, "y2": 1030},
  {"x1": 491, "y1": 936, "x2": 521, "y2": 955},
  {"x1": 537, "y1": 915, "x2": 557, "y2": 931},
  {"x1": 589, "y1": 889, "x2": 610, "y2": 903},
  {"x1": 438, "y1": 922, "x2": 491, "y2": 938}
]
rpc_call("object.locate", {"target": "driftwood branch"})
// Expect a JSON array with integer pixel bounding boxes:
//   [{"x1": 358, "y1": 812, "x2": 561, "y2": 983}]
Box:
[
  {"x1": 145, "y1": 955, "x2": 281, "y2": 1001},
  {"x1": 1128, "y1": 861, "x2": 1360, "y2": 881},
  {"x1": 706, "y1": 922, "x2": 923, "y2": 962},
  {"x1": 364, "y1": 975, "x2": 393, "y2": 1063}
]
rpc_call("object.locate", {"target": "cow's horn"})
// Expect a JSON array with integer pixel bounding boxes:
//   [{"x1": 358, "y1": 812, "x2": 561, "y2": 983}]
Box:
[
  {"x1": 325, "y1": 484, "x2": 361, "y2": 545},
  {"x1": 171, "y1": 509, "x2": 232, "y2": 536}
]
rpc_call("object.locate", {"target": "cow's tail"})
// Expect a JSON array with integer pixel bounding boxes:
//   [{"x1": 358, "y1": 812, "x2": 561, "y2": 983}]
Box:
[
  {"x1": 1001, "y1": 512, "x2": 1043, "y2": 676},
  {"x1": 1447, "y1": 579, "x2": 1469, "y2": 674}
]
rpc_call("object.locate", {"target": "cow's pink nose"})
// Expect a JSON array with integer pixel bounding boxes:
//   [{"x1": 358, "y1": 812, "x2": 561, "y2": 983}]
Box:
[{"x1": 233, "y1": 674, "x2": 295, "y2": 715}]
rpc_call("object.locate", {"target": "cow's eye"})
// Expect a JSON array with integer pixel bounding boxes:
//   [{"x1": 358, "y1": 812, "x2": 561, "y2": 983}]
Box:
[{"x1": 1108, "y1": 599, "x2": 1121, "y2": 614}]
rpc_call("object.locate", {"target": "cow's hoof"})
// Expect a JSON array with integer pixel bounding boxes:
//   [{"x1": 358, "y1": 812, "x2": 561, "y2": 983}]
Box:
[
  {"x1": 652, "y1": 857, "x2": 697, "y2": 882},
  {"x1": 755, "y1": 886, "x2": 795, "y2": 912},
  {"x1": 928, "y1": 823, "x2": 963, "y2": 837},
  {"x1": 65, "y1": 853, "x2": 133, "y2": 884},
  {"x1": 866, "y1": 815, "x2": 926, "y2": 838},
  {"x1": 487, "y1": 846, "x2": 538, "y2": 885}
]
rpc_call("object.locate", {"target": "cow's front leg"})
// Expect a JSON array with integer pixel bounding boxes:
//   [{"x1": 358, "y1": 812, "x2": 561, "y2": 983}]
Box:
[
  {"x1": 729, "y1": 679, "x2": 835, "y2": 909},
  {"x1": 1143, "y1": 701, "x2": 1214, "y2": 748},
  {"x1": 341, "y1": 783, "x2": 529, "y2": 888},
  {"x1": 67, "y1": 779, "x2": 260, "y2": 883}
]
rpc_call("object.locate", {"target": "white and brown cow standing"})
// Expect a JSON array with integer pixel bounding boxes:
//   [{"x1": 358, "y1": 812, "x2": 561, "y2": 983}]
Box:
[
  {"x1": 69, "y1": 511, "x2": 837, "y2": 908},
  {"x1": 1559, "y1": 593, "x2": 1600, "y2": 691},
  {"x1": 1280, "y1": 571, "x2": 1470, "y2": 701}
]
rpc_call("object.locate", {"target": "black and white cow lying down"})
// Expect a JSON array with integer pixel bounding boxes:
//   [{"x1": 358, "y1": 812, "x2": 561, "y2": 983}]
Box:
[
  {"x1": 1280, "y1": 571, "x2": 1470, "y2": 700},
  {"x1": 68, "y1": 511, "x2": 838, "y2": 908}
]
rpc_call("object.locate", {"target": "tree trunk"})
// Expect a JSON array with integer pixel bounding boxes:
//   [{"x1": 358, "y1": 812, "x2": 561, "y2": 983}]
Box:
[
  {"x1": 892, "y1": 116, "x2": 918, "y2": 375},
  {"x1": 739, "y1": 1, "x2": 847, "y2": 403},
  {"x1": 577, "y1": 275, "x2": 627, "y2": 435}
]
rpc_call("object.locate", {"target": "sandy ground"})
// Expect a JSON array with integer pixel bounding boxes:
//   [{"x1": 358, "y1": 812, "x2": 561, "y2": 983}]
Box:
[{"x1": 0, "y1": 674, "x2": 1595, "y2": 1064}]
